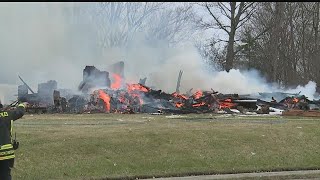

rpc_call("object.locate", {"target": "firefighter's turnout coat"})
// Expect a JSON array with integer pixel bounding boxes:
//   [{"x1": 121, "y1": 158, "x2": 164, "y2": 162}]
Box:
[{"x1": 0, "y1": 104, "x2": 25, "y2": 160}]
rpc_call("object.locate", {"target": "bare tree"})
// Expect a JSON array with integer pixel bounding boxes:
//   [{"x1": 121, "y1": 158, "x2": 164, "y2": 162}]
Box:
[
  {"x1": 91, "y1": 2, "x2": 195, "y2": 50},
  {"x1": 195, "y1": 38, "x2": 225, "y2": 71},
  {"x1": 196, "y1": 2, "x2": 256, "y2": 72},
  {"x1": 90, "y1": 2, "x2": 164, "y2": 49},
  {"x1": 311, "y1": 2, "x2": 320, "y2": 82},
  {"x1": 235, "y1": 2, "x2": 320, "y2": 89},
  {"x1": 145, "y1": 4, "x2": 196, "y2": 47}
]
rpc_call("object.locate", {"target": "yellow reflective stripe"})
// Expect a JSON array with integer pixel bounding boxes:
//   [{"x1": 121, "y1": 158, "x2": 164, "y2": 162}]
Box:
[
  {"x1": 0, "y1": 112, "x2": 8, "y2": 117},
  {"x1": 10, "y1": 120, "x2": 13, "y2": 138},
  {"x1": 0, "y1": 154, "x2": 15, "y2": 160},
  {"x1": 18, "y1": 103, "x2": 25, "y2": 108},
  {"x1": 0, "y1": 144, "x2": 13, "y2": 150},
  {"x1": 0, "y1": 150, "x2": 14, "y2": 156},
  {"x1": 10, "y1": 120, "x2": 13, "y2": 137}
]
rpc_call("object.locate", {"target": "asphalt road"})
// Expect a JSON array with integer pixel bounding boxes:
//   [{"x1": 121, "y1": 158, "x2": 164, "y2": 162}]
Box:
[{"x1": 142, "y1": 170, "x2": 320, "y2": 180}]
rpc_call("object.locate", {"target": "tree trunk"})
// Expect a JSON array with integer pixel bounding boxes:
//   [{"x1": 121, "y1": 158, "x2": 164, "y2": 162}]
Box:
[
  {"x1": 313, "y1": 2, "x2": 320, "y2": 84},
  {"x1": 301, "y1": 3, "x2": 307, "y2": 80},
  {"x1": 225, "y1": 2, "x2": 237, "y2": 72},
  {"x1": 271, "y1": 2, "x2": 284, "y2": 83},
  {"x1": 225, "y1": 31, "x2": 236, "y2": 72}
]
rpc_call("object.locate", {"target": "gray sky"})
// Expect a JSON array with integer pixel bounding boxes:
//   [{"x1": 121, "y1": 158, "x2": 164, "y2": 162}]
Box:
[
  {"x1": 0, "y1": 2, "x2": 206, "y2": 103},
  {"x1": 0, "y1": 3, "x2": 98, "y2": 102},
  {"x1": 1, "y1": 2, "x2": 311, "y2": 104}
]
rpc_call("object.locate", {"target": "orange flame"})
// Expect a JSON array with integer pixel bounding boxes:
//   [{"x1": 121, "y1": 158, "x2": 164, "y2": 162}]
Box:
[
  {"x1": 111, "y1": 73, "x2": 122, "y2": 90},
  {"x1": 125, "y1": 84, "x2": 149, "y2": 106},
  {"x1": 192, "y1": 102, "x2": 206, "y2": 107},
  {"x1": 219, "y1": 102, "x2": 236, "y2": 109},
  {"x1": 127, "y1": 84, "x2": 149, "y2": 93},
  {"x1": 172, "y1": 92, "x2": 188, "y2": 100},
  {"x1": 176, "y1": 102, "x2": 184, "y2": 108},
  {"x1": 193, "y1": 90, "x2": 203, "y2": 99},
  {"x1": 218, "y1": 98, "x2": 236, "y2": 109},
  {"x1": 118, "y1": 96, "x2": 126, "y2": 104},
  {"x1": 131, "y1": 93, "x2": 144, "y2": 105},
  {"x1": 98, "y1": 90, "x2": 110, "y2": 112}
]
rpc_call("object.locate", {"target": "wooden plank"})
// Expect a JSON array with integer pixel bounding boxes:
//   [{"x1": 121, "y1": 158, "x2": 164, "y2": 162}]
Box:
[{"x1": 175, "y1": 70, "x2": 183, "y2": 93}]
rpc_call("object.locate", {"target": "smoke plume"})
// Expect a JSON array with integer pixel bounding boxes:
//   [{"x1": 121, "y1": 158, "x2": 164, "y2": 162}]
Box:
[{"x1": 0, "y1": 3, "x2": 318, "y2": 104}]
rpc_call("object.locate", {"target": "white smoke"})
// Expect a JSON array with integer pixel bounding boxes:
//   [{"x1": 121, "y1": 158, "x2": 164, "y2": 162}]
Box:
[
  {"x1": 0, "y1": 2, "x2": 318, "y2": 104},
  {"x1": 112, "y1": 41, "x2": 318, "y2": 101},
  {"x1": 285, "y1": 81, "x2": 318, "y2": 100},
  {"x1": 0, "y1": 84, "x2": 17, "y2": 104},
  {"x1": 0, "y1": 3, "x2": 98, "y2": 103}
]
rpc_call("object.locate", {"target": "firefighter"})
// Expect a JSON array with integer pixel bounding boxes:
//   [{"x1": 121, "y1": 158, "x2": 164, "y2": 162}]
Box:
[{"x1": 0, "y1": 101, "x2": 27, "y2": 180}]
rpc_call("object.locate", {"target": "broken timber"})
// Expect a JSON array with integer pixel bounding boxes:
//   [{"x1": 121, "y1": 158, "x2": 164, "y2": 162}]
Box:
[{"x1": 175, "y1": 70, "x2": 183, "y2": 93}]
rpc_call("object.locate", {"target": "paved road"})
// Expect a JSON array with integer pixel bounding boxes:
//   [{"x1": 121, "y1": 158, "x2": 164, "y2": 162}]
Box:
[{"x1": 142, "y1": 170, "x2": 320, "y2": 180}]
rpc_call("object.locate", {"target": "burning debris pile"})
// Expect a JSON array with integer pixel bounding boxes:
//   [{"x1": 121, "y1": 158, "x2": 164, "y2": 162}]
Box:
[
  {"x1": 78, "y1": 84, "x2": 320, "y2": 115},
  {"x1": 12, "y1": 61, "x2": 320, "y2": 115},
  {"x1": 84, "y1": 86, "x2": 258, "y2": 114}
]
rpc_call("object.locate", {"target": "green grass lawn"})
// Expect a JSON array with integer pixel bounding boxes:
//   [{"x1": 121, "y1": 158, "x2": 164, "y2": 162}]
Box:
[{"x1": 10, "y1": 113, "x2": 320, "y2": 180}]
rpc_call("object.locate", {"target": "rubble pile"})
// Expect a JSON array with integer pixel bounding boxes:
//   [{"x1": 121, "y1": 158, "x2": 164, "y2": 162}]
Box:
[
  {"x1": 58, "y1": 84, "x2": 318, "y2": 115},
  {"x1": 11, "y1": 61, "x2": 320, "y2": 116}
]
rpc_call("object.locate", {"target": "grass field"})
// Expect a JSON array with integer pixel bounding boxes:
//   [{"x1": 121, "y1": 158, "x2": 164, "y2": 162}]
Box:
[{"x1": 10, "y1": 113, "x2": 320, "y2": 180}]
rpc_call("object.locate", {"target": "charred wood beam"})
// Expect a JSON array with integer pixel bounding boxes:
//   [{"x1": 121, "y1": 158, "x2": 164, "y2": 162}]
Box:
[
  {"x1": 175, "y1": 70, "x2": 183, "y2": 93},
  {"x1": 18, "y1": 75, "x2": 35, "y2": 94},
  {"x1": 139, "y1": 77, "x2": 147, "y2": 85}
]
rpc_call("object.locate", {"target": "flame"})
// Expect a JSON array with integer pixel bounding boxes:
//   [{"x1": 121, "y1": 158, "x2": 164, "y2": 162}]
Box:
[
  {"x1": 293, "y1": 97, "x2": 299, "y2": 103},
  {"x1": 192, "y1": 102, "x2": 206, "y2": 107},
  {"x1": 111, "y1": 73, "x2": 122, "y2": 90},
  {"x1": 193, "y1": 90, "x2": 203, "y2": 99},
  {"x1": 98, "y1": 90, "x2": 110, "y2": 112},
  {"x1": 172, "y1": 92, "x2": 188, "y2": 100},
  {"x1": 127, "y1": 84, "x2": 149, "y2": 93},
  {"x1": 219, "y1": 99, "x2": 236, "y2": 109},
  {"x1": 131, "y1": 93, "x2": 144, "y2": 105},
  {"x1": 219, "y1": 102, "x2": 236, "y2": 109},
  {"x1": 126, "y1": 84, "x2": 149, "y2": 105},
  {"x1": 118, "y1": 96, "x2": 126, "y2": 104},
  {"x1": 176, "y1": 102, "x2": 184, "y2": 108}
]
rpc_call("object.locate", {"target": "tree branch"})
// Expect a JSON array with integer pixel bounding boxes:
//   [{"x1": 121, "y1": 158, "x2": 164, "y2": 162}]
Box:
[
  {"x1": 205, "y1": 2, "x2": 230, "y2": 35},
  {"x1": 240, "y1": 2, "x2": 255, "y2": 14},
  {"x1": 219, "y1": 2, "x2": 231, "y2": 13},
  {"x1": 234, "y1": 26, "x2": 271, "y2": 54},
  {"x1": 217, "y1": 2, "x2": 231, "y2": 19},
  {"x1": 236, "y1": 8, "x2": 256, "y2": 30}
]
